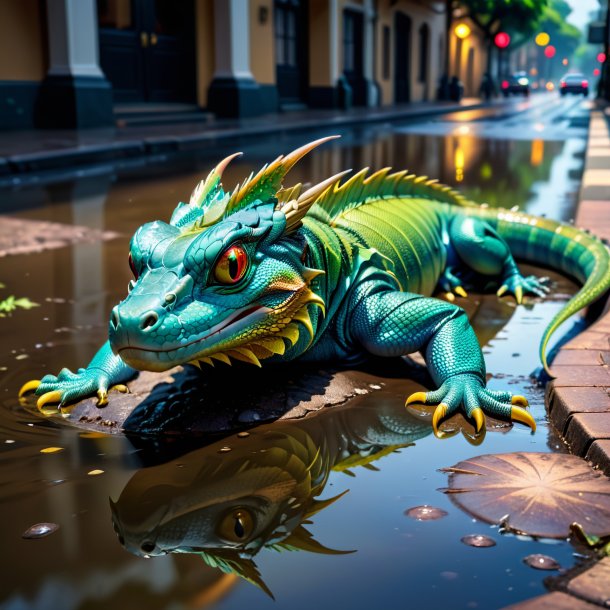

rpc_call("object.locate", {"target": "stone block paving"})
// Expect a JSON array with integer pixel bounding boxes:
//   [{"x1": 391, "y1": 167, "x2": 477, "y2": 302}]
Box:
[{"x1": 503, "y1": 104, "x2": 610, "y2": 609}]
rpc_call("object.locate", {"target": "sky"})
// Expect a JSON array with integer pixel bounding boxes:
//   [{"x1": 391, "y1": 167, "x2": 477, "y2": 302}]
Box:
[{"x1": 565, "y1": 0, "x2": 600, "y2": 32}]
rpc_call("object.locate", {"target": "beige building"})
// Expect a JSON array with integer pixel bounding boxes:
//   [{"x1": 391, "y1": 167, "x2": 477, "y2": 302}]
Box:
[{"x1": 0, "y1": 0, "x2": 487, "y2": 130}]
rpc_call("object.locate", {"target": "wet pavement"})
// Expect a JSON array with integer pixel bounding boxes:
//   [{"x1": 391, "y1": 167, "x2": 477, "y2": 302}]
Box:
[{"x1": 0, "y1": 93, "x2": 600, "y2": 609}]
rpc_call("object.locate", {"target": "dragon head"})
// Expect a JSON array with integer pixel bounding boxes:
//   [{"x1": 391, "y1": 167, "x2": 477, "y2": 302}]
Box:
[
  {"x1": 110, "y1": 425, "x2": 350, "y2": 597},
  {"x1": 109, "y1": 136, "x2": 347, "y2": 371}
]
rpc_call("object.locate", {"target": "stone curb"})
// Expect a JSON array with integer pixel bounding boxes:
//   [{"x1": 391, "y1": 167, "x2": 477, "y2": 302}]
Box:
[{"x1": 502, "y1": 103, "x2": 610, "y2": 609}]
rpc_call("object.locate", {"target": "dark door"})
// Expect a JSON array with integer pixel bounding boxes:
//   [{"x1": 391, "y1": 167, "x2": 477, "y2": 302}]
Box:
[
  {"x1": 394, "y1": 12, "x2": 411, "y2": 104},
  {"x1": 275, "y1": 0, "x2": 308, "y2": 104},
  {"x1": 343, "y1": 9, "x2": 366, "y2": 105},
  {"x1": 97, "y1": 0, "x2": 196, "y2": 104}
]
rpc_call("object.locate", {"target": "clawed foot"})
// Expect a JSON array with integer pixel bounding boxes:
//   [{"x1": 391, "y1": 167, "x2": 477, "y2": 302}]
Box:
[
  {"x1": 439, "y1": 266, "x2": 468, "y2": 301},
  {"x1": 405, "y1": 373, "x2": 535, "y2": 435},
  {"x1": 19, "y1": 368, "x2": 129, "y2": 414},
  {"x1": 497, "y1": 273, "x2": 550, "y2": 304}
]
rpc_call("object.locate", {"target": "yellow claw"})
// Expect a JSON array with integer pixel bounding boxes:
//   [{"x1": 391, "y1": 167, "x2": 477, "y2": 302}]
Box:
[
  {"x1": 511, "y1": 395, "x2": 529, "y2": 407},
  {"x1": 511, "y1": 406, "x2": 536, "y2": 432},
  {"x1": 471, "y1": 407, "x2": 485, "y2": 432},
  {"x1": 454, "y1": 286, "x2": 468, "y2": 298},
  {"x1": 19, "y1": 379, "x2": 41, "y2": 398},
  {"x1": 36, "y1": 391, "x2": 62, "y2": 412},
  {"x1": 432, "y1": 403, "x2": 448, "y2": 435},
  {"x1": 113, "y1": 384, "x2": 129, "y2": 394},
  {"x1": 96, "y1": 389, "x2": 108, "y2": 406},
  {"x1": 515, "y1": 285, "x2": 523, "y2": 305},
  {"x1": 405, "y1": 392, "x2": 428, "y2": 406},
  {"x1": 497, "y1": 284, "x2": 508, "y2": 297},
  {"x1": 444, "y1": 292, "x2": 455, "y2": 302}
]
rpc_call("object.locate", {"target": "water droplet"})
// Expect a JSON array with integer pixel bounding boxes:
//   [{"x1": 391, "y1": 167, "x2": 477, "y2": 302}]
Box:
[
  {"x1": 523, "y1": 554, "x2": 561, "y2": 571},
  {"x1": 22, "y1": 522, "x2": 59, "y2": 539},
  {"x1": 237, "y1": 432, "x2": 250, "y2": 438},
  {"x1": 5, "y1": 439, "x2": 15, "y2": 444},
  {"x1": 87, "y1": 469, "x2": 104, "y2": 476},
  {"x1": 15, "y1": 354, "x2": 29, "y2": 360},
  {"x1": 461, "y1": 534, "x2": 496, "y2": 548},
  {"x1": 219, "y1": 446, "x2": 232, "y2": 453},
  {"x1": 404, "y1": 505, "x2": 448, "y2": 521},
  {"x1": 40, "y1": 447, "x2": 64, "y2": 454},
  {"x1": 440, "y1": 571, "x2": 458, "y2": 580}
]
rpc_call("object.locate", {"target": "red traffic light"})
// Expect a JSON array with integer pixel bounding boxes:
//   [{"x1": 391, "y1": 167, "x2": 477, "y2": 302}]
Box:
[
  {"x1": 494, "y1": 32, "x2": 510, "y2": 49},
  {"x1": 544, "y1": 45, "x2": 556, "y2": 59},
  {"x1": 594, "y1": 68, "x2": 601, "y2": 76},
  {"x1": 597, "y1": 52, "x2": 607, "y2": 63}
]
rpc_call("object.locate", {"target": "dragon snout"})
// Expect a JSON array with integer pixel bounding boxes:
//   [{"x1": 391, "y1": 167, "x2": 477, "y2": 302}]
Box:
[
  {"x1": 109, "y1": 300, "x2": 165, "y2": 351},
  {"x1": 110, "y1": 305, "x2": 161, "y2": 332}
]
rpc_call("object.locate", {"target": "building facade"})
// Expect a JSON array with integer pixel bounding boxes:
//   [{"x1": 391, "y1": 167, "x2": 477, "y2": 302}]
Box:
[{"x1": 0, "y1": 0, "x2": 484, "y2": 129}]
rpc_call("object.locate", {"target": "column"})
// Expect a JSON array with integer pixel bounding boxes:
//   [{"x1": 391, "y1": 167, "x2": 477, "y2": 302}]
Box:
[
  {"x1": 207, "y1": 0, "x2": 263, "y2": 118},
  {"x1": 37, "y1": 0, "x2": 113, "y2": 128}
]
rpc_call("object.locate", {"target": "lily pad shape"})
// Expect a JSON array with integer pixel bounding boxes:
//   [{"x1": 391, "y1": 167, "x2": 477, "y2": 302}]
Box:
[{"x1": 441, "y1": 452, "x2": 610, "y2": 539}]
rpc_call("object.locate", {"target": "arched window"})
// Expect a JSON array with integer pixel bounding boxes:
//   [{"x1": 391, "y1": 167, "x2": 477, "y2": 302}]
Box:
[{"x1": 418, "y1": 23, "x2": 429, "y2": 83}]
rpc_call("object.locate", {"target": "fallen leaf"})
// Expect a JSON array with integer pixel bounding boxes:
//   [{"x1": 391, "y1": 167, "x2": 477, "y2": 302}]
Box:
[{"x1": 441, "y1": 452, "x2": 610, "y2": 538}]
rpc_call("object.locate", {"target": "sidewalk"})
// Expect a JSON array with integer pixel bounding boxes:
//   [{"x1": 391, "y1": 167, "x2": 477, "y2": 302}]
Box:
[
  {"x1": 504, "y1": 100, "x2": 610, "y2": 610},
  {"x1": 0, "y1": 97, "x2": 494, "y2": 176}
]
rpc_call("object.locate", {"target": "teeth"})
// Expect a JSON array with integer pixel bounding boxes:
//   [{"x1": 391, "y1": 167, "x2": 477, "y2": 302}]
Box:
[
  {"x1": 227, "y1": 347, "x2": 261, "y2": 367},
  {"x1": 276, "y1": 323, "x2": 300, "y2": 346},
  {"x1": 210, "y1": 352, "x2": 231, "y2": 366},
  {"x1": 293, "y1": 306, "x2": 314, "y2": 343},
  {"x1": 200, "y1": 357, "x2": 214, "y2": 367},
  {"x1": 247, "y1": 343, "x2": 275, "y2": 359},
  {"x1": 257, "y1": 337, "x2": 286, "y2": 355}
]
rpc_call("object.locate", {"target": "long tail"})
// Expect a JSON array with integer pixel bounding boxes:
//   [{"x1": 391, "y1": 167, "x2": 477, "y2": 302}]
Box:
[{"x1": 473, "y1": 206, "x2": 610, "y2": 375}]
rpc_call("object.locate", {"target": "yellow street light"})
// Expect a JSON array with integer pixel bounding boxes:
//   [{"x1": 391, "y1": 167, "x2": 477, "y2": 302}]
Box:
[
  {"x1": 535, "y1": 32, "x2": 550, "y2": 46},
  {"x1": 562, "y1": 58, "x2": 568, "y2": 66},
  {"x1": 454, "y1": 24, "x2": 471, "y2": 39}
]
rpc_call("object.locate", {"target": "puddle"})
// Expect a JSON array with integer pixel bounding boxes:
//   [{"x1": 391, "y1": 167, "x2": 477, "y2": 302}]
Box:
[{"x1": 0, "y1": 117, "x2": 596, "y2": 609}]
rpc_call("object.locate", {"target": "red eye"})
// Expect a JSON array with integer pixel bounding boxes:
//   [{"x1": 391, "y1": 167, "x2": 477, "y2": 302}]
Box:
[
  {"x1": 128, "y1": 253, "x2": 139, "y2": 279},
  {"x1": 214, "y1": 245, "x2": 248, "y2": 284}
]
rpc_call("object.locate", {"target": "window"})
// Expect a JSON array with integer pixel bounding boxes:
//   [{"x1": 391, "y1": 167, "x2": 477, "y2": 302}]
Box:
[
  {"x1": 275, "y1": 0, "x2": 299, "y2": 67},
  {"x1": 418, "y1": 23, "x2": 429, "y2": 83},
  {"x1": 382, "y1": 25, "x2": 390, "y2": 80},
  {"x1": 343, "y1": 9, "x2": 363, "y2": 76},
  {"x1": 344, "y1": 11, "x2": 355, "y2": 73}
]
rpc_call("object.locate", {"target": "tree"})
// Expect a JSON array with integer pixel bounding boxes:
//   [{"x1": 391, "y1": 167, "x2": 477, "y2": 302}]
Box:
[{"x1": 457, "y1": 0, "x2": 549, "y2": 76}]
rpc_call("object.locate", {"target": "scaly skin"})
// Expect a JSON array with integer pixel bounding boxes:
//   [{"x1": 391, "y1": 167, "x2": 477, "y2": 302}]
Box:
[{"x1": 20, "y1": 136, "x2": 610, "y2": 435}]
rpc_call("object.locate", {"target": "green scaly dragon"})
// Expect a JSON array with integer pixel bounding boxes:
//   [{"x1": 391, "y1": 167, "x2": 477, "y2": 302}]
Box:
[{"x1": 19, "y1": 136, "x2": 610, "y2": 433}]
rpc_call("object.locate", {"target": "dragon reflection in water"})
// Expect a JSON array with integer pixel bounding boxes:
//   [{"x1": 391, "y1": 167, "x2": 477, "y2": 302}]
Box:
[{"x1": 110, "y1": 398, "x2": 431, "y2": 596}]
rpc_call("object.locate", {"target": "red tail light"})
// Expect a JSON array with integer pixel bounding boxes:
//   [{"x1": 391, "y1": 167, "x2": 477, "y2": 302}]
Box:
[
  {"x1": 502, "y1": 80, "x2": 509, "y2": 89},
  {"x1": 560, "y1": 81, "x2": 566, "y2": 87},
  {"x1": 582, "y1": 80, "x2": 588, "y2": 87}
]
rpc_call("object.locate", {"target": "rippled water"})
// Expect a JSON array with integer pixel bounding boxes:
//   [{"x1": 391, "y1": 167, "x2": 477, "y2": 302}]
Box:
[{"x1": 0, "y1": 110, "x2": 593, "y2": 609}]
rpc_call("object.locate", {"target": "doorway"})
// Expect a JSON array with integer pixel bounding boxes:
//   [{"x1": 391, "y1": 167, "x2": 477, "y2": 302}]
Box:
[
  {"x1": 97, "y1": 0, "x2": 196, "y2": 104},
  {"x1": 394, "y1": 11, "x2": 412, "y2": 104}
]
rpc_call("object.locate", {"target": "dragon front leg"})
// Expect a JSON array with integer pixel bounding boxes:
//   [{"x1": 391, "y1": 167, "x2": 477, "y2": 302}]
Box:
[
  {"x1": 351, "y1": 289, "x2": 535, "y2": 435},
  {"x1": 19, "y1": 341, "x2": 136, "y2": 413}
]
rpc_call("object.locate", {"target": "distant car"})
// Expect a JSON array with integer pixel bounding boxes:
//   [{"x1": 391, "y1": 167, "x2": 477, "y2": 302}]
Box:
[
  {"x1": 559, "y1": 73, "x2": 589, "y2": 96},
  {"x1": 501, "y1": 72, "x2": 530, "y2": 97}
]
